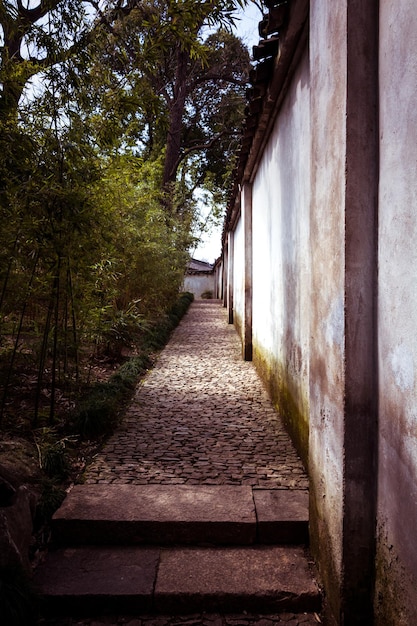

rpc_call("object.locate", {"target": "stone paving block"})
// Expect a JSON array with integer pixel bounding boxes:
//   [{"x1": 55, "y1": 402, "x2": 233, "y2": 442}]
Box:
[
  {"x1": 53, "y1": 484, "x2": 257, "y2": 545},
  {"x1": 38, "y1": 304, "x2": 319, "y2": 625},
  {"x1": 36, "y1": 546, "x2": 158, "y2": 615},
  {"x1": 154, "y1": 546, "x2": 321, "y2": 614},
  {"x1": 82, "y1": 302, "x2": 309, "y2": 490},
  {"x1": 253, "y1": 490, "x2": 309, "y2": 544}
]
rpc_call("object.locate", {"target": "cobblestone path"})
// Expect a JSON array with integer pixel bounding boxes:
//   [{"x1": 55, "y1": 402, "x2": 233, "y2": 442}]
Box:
[
  {"x1": 84, "y1": 301, "x2": 308, "y2": 490},
  {"x1": 47, "y1": 302, "x2": 317, "y2": 626}
]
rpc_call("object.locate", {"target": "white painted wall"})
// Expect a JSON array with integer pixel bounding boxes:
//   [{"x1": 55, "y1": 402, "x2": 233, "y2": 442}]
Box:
[
  {"x1": 232, "y1": 213, "x2": 245, "y2": 336},
  {"x1": 308, "y1": 2, "x2": 347, "y2": 608},
  {"x1": 214, "y1": 260, "x2": 223, "y2": 299},
  {"x1": 376, "y1": 1, "x2": 417, "y2": 622},
  {"x1": 183, "y1": 274, "x2": 215, "y2": 299},
  {"x1": 251, "y1": 45, "x2": 310, "y2": 457}
]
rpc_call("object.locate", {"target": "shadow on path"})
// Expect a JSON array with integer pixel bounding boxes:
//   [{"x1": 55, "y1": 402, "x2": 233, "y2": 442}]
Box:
[{"x1": 84, "y1": 301, "x2": 308, "y2": 490}]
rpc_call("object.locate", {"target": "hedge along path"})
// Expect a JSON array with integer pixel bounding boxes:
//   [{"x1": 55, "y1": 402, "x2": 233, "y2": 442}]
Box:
[{"x1": 84, "y1": 300, "x2": 308, "y2": 489}]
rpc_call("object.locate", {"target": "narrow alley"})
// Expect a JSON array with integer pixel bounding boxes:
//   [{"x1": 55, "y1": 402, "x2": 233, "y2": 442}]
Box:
[
  {"x1": 36, "y1": 301, "x2": 320, "y2": 626},
  {"x1": 85, "y1": 301, "x2": 308, "y2": 489}
]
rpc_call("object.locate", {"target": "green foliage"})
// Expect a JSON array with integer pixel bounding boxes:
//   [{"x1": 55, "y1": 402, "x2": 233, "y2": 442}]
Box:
[
  {"x1": 0, "y1": 125, "x2": 192, "y2": 422},
  {"x1": 111, "y1": 355, "x2": 151, "y2": 389},
  {"x1": 0, "y1": 565, "x2": 39, "y2": 626},
  {"x1": 0, "y1": 0, "x2": 90, "y2": 122},
  {"x1": 42, "y1": 440, "x2": 71, "y2": 479},
  {"x1": 35, "y1": 478, "x2": 66, "y2": 525},
  {"x1": 74, "y1": 292, "x2": 193, "y2": 439},
  {"x1": 71, "y1": 0, "x2": 249, "y2": 207},
  {"x1": 168, "y1": 291, "x2": 195, "y2": 324},
  {"x1": 86, "y1": 155, "x2": 191, "y2": 318},
  {"x1": 74, "y1": 381, "x2": 123, "y2": 439},
  {"x1": 0, "y1": 0, "x2": 246, "y2": 425},
  {"x1": 33, "y1": 428, "x2": 74, "y2": 481}
]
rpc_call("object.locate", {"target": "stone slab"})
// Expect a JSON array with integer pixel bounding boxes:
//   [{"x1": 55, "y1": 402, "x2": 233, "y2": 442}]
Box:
[
  {"x1": 52, "y1": 484, "x2": 256, "y2": 545},
  {"x1": 154, "y1": 545, "x2": 321, "y2": 614},
  {"x1": 253, "y1": 489, "x2": 309, "y2": 544},
  {"x1": 83, "y1": 301, "x2": 309, "y2": 491},
  {"x1": 35, "y1": 546, "x2": 158, "y2": 615}
]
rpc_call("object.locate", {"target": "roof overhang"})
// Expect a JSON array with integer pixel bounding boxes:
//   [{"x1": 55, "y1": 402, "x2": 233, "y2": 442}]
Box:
[{"x1": 223, "y1": 0, "x2": 309, "y2": 240}]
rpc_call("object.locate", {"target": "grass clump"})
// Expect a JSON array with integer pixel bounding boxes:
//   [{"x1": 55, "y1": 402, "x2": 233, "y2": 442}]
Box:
[
  {"x1": 35, "y1": 478, "x2": 67, "y2": 525},
  {"x1": 74, "y1": 364, "x2": 144, "y2": 439},
  {"x1": 42, "y1": 443, "x2": 70, "y2": 479}
]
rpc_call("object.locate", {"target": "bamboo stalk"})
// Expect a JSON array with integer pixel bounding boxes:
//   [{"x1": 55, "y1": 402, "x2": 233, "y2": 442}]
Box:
[
  {"x1": 33, "y1": 273, "x2": 56, "y2": 427},
  {"x1": 49, "y1": 254, "x2": 62, "y2": 424},
  {"x1": 0, "y1": 250, "x2": 40, "y2": 422}
]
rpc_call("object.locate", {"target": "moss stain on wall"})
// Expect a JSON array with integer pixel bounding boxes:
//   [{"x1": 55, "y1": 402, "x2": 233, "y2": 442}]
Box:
[
  {"x1": 233, "y1": 311, "x2": 243, "y2": 344},
  {"x1": 252, "y1": 343, "x2": 309, "y2": 468},
  {"x1": 374, "y1": 522, "x2": 417, "y2": 626}
]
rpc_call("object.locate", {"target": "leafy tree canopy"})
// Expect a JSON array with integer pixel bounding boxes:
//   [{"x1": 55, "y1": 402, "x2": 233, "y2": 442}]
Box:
[{"x1": 0, "y1": 0, "x2": 251, "y2": 421}]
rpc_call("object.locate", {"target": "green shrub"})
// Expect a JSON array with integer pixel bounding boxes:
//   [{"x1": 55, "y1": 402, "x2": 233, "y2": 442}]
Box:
[
  {"x1": 42, "y1": 441, "x2": 70, "y2": 479},
  {"x1": 110, "y1": 355, "x2": 151, "y2": 389},
  {"x1": 36, "y1": 479, "x2": 66, "y2": 524},
  {"x1": 73, "y1": 292, "x2": 193, "y2": 440},
  {"x1": 74, "y1": 382, "x2": 121, "y2": 439}
]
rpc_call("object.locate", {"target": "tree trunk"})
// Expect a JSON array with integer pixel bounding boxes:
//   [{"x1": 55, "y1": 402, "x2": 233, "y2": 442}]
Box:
[{"x1": 162, "y1": 46, "x2": 189, "y2": 191}]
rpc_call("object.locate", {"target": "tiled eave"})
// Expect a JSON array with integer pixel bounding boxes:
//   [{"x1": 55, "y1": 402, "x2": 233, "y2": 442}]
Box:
[
  {"x1": 186, "y1": 269, "x2": 214, "y2": 276},
  {"x1": 223, "y1": 0, "x2": 309, "y2": 241}
]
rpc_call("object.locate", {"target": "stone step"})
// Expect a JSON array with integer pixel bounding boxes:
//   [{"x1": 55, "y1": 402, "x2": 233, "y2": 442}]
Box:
[
  {"x1": 35, "y1": 545, "x2": 321, "y2": 617},
  {"x1": 52, "y1": 484, "x2": 309, "y2": 546}
]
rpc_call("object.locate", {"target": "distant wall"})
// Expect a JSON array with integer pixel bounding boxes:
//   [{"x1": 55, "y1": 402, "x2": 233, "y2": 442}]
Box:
[
  {"x1": 232, "y1": 212, "x2": 244, "y2": 337},
  {"x1": 214, "y1": 260, "x2": 223, "y2": 299},
  {"x1": 183, "y1": 274, "x2": 215, "y2": 299}
]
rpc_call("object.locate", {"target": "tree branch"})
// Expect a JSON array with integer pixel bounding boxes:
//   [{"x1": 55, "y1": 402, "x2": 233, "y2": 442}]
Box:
[
  {"x1": 174, "y1": 129, "x2": 235, "y2": 172},
  {"x1": 191, "y1": 72, "x2": 248, "y2": 88},
  {"x1": 17, "y1": 0, "x2": 61, "y2": 27}
]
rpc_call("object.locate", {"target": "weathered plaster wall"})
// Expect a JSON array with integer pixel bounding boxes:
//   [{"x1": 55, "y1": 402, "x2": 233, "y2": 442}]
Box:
[
  {"x1": 182, "y1": 274, "x2": 215, "y2": 299},
  {"x1": 376, "y1": 1, "x2": 417, "y2": 622},
  {"x1": 251, "y1": 45, "x2": 310, "y2": 464},
  {"x1": 232, "y1": 213, "x2": 245, "y2": 338},
  {"x1": 308, "y1": 2, "x2": 347, "y2": 618},
  {"x1": 309, "y1": 3, "x2": 379, "y2": 622},
  {"x1": 214, "y1": 261, "x2": 223, "y2": 299},
  {"x1": 223, "y1": 1, "x2": 417, "y2": 621}
]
